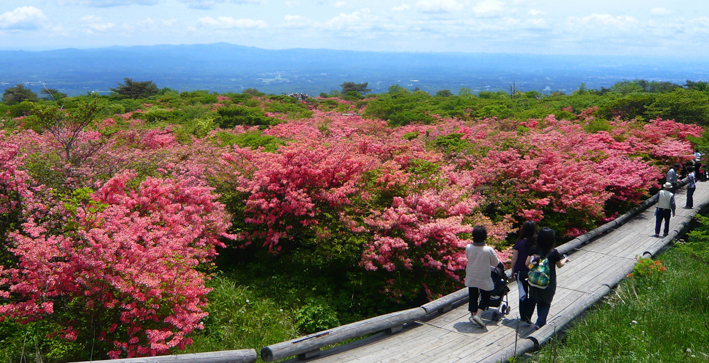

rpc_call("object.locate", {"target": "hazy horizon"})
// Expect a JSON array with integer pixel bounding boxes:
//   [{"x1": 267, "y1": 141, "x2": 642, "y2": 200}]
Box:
[{"x1": 2, "y1": 1, "x2": 709, "y2": 58}]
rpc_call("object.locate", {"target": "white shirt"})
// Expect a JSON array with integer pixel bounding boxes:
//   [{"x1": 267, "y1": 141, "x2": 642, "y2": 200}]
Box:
[{"x1": 464, "y1": 244, "x2": 499, "y2": 291}]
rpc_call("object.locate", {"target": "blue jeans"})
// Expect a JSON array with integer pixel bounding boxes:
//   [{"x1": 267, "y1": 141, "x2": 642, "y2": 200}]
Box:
[
  {"x1": 686, "y1": 188, "x2": 695, "y2": 208},
  {"x1": 536, "y1": 300, "x2": 551, "y2": 327},
  {"x1": 517, "y1": 272, "x2": 536, "y2": 321},
  {"x1": 655, "y1": 208, "x2": 671, "y2": 236}
]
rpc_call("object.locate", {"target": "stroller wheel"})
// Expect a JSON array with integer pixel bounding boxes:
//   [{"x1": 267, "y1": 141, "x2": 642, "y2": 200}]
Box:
[
  {"x1": 505, "y1": 305, "x2": 511, "y2": 315},
  {"x1": 500, "y1": 304, "x2": 508, "y2": 315}
]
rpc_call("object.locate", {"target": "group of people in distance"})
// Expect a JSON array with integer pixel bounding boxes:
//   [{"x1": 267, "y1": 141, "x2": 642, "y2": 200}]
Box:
[
  {"x1": 465, "y1": 223, "x2": 568, "y2": 330},
  {"x1": 465, "y1": 156, "x2": 703, "y2": 331},
  {"x1": 657, "y1": 158, "x2": 702, "y2": 237}
]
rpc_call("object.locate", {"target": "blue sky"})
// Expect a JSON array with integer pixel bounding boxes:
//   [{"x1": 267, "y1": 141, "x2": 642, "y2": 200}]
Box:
[{"x1": 1, "y1": 0, "x2": 708, "y2": 57}]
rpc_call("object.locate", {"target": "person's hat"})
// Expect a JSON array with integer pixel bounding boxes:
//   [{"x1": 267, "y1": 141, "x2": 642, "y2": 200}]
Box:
[{"x1": 663, "y1": 182, "x2": 673, "y2": 189}]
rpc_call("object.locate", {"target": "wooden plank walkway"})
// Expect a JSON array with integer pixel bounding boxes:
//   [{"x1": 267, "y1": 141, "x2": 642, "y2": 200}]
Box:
[{"x1": 287, "y1": 183, "x2": 709, "y2": 363}]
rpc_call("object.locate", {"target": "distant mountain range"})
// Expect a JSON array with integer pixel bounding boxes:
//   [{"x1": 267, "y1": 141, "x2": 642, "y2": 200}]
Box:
[{"x1": 1, "y1": 43, "x2": 708, "y2": 97}]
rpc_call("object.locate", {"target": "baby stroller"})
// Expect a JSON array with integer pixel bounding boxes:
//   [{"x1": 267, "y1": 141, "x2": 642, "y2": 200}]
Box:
[{"x1": 488, "y1": 262, "x2": 511, "y2": 320}]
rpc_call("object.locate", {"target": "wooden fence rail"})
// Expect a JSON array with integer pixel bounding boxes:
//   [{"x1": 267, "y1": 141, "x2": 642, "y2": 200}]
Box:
[{"x1": 72, "y1": 349, "x2": 258, "y2": 363}]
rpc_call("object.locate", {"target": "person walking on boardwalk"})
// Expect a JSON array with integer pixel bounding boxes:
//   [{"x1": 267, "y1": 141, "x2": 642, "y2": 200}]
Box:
[
  {"x1": 667, "y1": 163, "x2": 679, "y2": 193},
  {"x1": 686, "y1": 165, "x2": 696, "y2": 209},
  {"x1": 510, "y1": 221, "x2": 537, "y2": 325},
  {"x1": 655, "y1": 182, "x2": 676, "y2": 237},
  {"x1": 465, "y1": 225, "x2": 500, "y2": 328},
  {"x1": 525, "y1": 227, "x2": 568, "y2": 330}
]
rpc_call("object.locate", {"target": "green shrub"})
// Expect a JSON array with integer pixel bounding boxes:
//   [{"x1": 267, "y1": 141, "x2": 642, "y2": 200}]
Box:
[
  {"x1": 214, "y1": 130, "x2": 285, "y2": 152},
  {"x1": 295, "y1": 299, "x2": 341, "y2": 334},
  {"x1": 216, "y1": 106, "x2": 276, "y2": 128}
]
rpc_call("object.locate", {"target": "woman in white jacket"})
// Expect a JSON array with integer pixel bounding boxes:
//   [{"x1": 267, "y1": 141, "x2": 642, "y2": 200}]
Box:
[{"x1": 465, "y1": 225, "x2": 499, "y2": 328}]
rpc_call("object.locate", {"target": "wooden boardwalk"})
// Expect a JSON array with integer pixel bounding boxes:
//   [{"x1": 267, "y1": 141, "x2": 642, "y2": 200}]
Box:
[{"x1": 287, "y1": 183, "x2": 709, "y2": 363}]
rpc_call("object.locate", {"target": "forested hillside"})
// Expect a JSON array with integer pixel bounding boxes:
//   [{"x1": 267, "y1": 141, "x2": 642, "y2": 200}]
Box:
[{"x1": 0, "y1": 79, "x2": 706, "y2": 361}]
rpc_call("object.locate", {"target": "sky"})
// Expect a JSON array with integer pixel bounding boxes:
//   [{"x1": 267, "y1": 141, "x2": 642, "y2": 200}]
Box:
[{"x1": 0, "y1": 0, "x2": 708, "y2": 57}]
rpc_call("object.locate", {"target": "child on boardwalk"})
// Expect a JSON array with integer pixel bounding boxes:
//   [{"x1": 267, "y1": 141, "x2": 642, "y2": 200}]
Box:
[
  {"x1": 510, "y1": 221, "x2": 537, "y2": 325},
  {"x1": 655, "y1": 182, "x2": 676, "y2": 237},
  {"x1": 525, "y1": 227, "x2": 568, "y2": 329},
  {"x1": 465, "y1": 225, "x2": 500, "y2": 328}
]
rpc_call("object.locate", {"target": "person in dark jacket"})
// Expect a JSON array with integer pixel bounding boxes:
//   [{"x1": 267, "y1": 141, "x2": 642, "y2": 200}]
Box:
[
  {"x1": 510, "y1": 221, "x2": 537, "y2": 324},
  {"x1": 686, "y1": 166, "x2": 696, "y2": 209},
  {"x1": 525, "y1": 227, "x2": 568, "y2": 329}
]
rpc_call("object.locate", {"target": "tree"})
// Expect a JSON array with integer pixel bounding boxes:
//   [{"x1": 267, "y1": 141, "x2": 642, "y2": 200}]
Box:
[
  {"x1": 40, "y1": 87, "x2": 67, "y2": 101},
  {"x1": 32, "y1": 97, "x2": 104, "y2": 164},
  {"x1": 109, "y1": 78, "x2": 159, "y2": 99},
  {"x1": 340, "y1": 82, "x2": 371, "y2": 97},
  {"x1": 458, "y1": 87, "x2": 473, "y2": 96},
  {"x1": 388, "y1": 84, "x2": 409, "y2": 95},
  {"x1": 243, "y1": 88, "x2": 265, "y2": 97},
  {"x1": 436, "y1": 89, "x2": 453, "y2": 97},
  {"x1": 685, "y1": 80, "x2": 709, "y2": 92},
  {"x1": 2, "y1": 84, "x2": 38, "y2": 105}
]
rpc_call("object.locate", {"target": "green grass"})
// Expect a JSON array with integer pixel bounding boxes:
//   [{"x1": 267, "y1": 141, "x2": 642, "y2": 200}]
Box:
[{"x1": 520, "y1": 240, "x2": 709, "y2": 363}]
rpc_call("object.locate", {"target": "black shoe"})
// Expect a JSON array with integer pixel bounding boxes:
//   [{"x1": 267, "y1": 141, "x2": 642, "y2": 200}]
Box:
[{"x1": 521, "y1": 316, "x2": 532, "y2": 325}]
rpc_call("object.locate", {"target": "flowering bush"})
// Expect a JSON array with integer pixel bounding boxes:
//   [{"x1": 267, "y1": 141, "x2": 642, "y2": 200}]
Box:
[
  {"x1": 0, "y1": 167, "x2": 233, "y2": 358},
  {"x1": 627, "y1": 257, "x2": 667, "y2": 284}
]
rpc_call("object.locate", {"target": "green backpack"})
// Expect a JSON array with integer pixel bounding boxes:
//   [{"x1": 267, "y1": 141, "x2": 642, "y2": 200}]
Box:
[{"x1": 528, "y1": 251, "x2": 553, "y2": 289}]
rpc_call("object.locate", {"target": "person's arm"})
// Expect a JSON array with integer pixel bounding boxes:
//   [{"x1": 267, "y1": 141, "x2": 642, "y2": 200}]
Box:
[
  {"x1": 526, "y1": 254, "x2": 538, "y2": 266},
  {"x1": 510, "y1": 249, "x2": 519, "y2": 275},
  {"x1": 671, "y1": 195, "x2": 676, "y2": 216},
  {"x1": 555, "y1": 251, "x2": 569, "y2": 268},
  {"x1": 490, "y1": 248, "x2": 500, "y2": 267}
]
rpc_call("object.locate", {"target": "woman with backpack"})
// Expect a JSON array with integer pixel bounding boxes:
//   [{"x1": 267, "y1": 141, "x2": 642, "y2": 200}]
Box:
[
  {"x1": 510, "y1": 221, "x2": 537, "y2": 325},
  {"x1": 525, "y1": 227, "x2": 569, "y2": 329}
]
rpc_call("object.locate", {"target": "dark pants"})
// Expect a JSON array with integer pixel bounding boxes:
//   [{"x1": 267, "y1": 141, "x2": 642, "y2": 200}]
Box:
[
  {"x1": 655, "y1": 208, "x2": 671, "y2": 236},
  {"x1": 686, "y1": 188, "x2": 695, "y2": 208},
  {"x1": 671, "y1": 182, "x2": 678, "y2": 194},
  {"x1": 517, "y1": 272, "x2": 536, "y2": 321},
  {"x1": 536, "y1": 300, "x2": 551, "y2": 327},
  {"x1": 469, "y1": 287, "x2": 492, "y2": 312}
]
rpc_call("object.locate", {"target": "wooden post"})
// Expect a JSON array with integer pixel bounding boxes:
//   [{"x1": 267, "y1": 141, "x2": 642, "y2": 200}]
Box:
[
  {"x1": 71, "y1": 349, "x2": 258, "y2": 363},
  {"x1": 260, "y1": 307, "x2": 425, "y2": 362}
]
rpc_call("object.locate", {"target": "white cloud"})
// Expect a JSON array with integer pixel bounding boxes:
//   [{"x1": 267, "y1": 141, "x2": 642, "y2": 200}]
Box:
[
  {"x1": 315, "y1": 9, "x2": 372, "y2": 30},
  {"x1": 282, "y1": 15, "x2": 311, "y2": 28},
  {"x1": 524, "y1": 18, "x2": 546, "y2": 28},
  {"x1": 285, "y1": 0, "x2": 300, "y2": 7},
  {"x1": 570, "y1": 14, "x2": 639, "y2": 29},
  {"x1": 59, "y1": 0, "x2": 158, "y2": 6},
  {"x1": 197, "y1": 16, "x2": 267, "y2": 29},
  {"x1": 141, "y1": 18, "x2": 155, "y2": 26},
  {"x1": 528, "y1": 9, "x2": 544, "y2": 16},
  {"x1": 80, "y1": 15, "x2": 116, "y2": 32},
  {"x1": 87, "y1": 22, "x2": 116, "y2": 31},
  {"x1": 179, "y1": 0, "x2": 264, "y2": 9},
  {"x1": 472, "y1": 0, "x2": 506, "y2": 18},
  {"x1": 334, "y1": 1, "x2": 347, "y2": 8},
  {"x1": 651, "y1": 8, "x2": 672, "y2": 16},
  {"x1": 0, "y1": 7, "x2": 47, "y2": 30},
  {"x1": 80, "y1": 15, "x2": 102, "y2": 22},
  {"x1": 163, "y1": 19, "x2": 178, "y2": 26},
  {"x1": 392, "y1": 3, "x2": 411, "y2": 11},
  {"x1": 415, "y1": 0, "x2": 464, "y2": 14}
]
